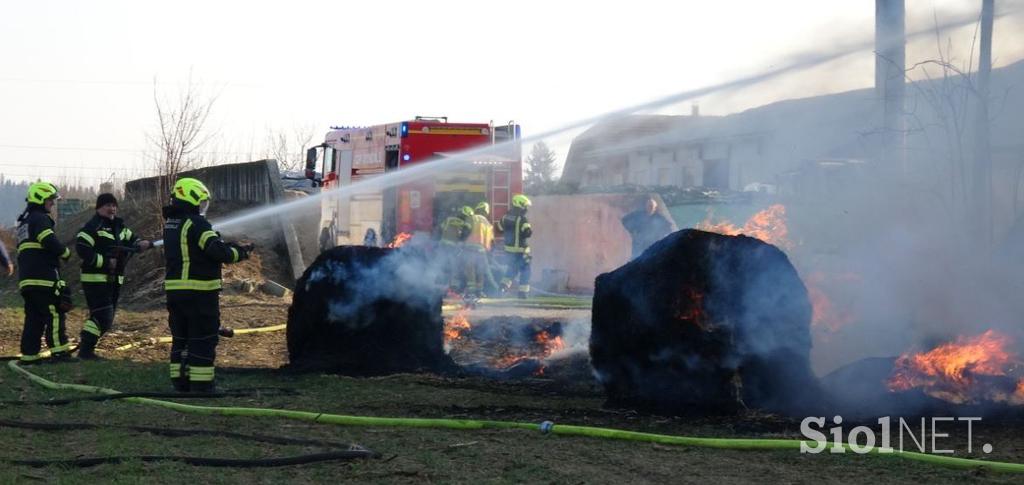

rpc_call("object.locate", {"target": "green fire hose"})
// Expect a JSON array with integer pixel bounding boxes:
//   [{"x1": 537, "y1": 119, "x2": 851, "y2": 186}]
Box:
[{"x1": 6, "y1": 360, "x2": 1024, "y2": 473}]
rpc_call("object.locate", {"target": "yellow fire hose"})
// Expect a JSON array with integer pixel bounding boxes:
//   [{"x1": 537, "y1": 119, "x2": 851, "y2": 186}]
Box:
[
  {"x1": 6, "y1": 360, "x2": 1024, "y2": 473},
  {"x1": 113, "y1": 324, "x2": 287, "y2": 351}
]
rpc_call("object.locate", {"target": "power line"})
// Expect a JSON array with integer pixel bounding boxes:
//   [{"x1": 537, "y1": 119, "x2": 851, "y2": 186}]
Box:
[
  {"x1": 0, "y1": 162, "x2": 158, "y2": 173},
  {"x1": 0, "y1": 144, "x2": 144, "y2": 153},
  {"x1": 0, "y1": 78, "x2": 264, "y2": 88},
  {"x1": 0, "y1": 144, "x2": 262, "y2": 156}
]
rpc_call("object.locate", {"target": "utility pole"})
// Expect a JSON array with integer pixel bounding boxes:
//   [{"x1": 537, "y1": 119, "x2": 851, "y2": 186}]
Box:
[
  {"x1": 875, "y1": 0, "x2": 906, "y2": 174},
  {"x1": 974, "y1": 0, "x2": 994, "y2": 246}
]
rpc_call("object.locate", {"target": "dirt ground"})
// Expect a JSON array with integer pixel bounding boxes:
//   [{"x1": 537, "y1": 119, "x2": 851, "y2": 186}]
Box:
[{"x1": 2, "y1": 291, "x2": 1024, "y2": 482}]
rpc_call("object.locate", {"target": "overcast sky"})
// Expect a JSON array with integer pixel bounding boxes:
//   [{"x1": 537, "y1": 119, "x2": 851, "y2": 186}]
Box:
[{"x1": 1, "y1": 0, "x2": 1021, "y2": 186}]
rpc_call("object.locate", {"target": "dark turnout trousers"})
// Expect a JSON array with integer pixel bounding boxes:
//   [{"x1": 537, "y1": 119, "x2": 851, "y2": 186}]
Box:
[
  {"x1": 20, "y1": 288, "x2": 71, "y2": 362},
  {"x1": 167, "y1": 291, "x2": 221, "y2": 392},
  {"x1": 79, "y1": 282, "x2": 121, "y2": 357}
]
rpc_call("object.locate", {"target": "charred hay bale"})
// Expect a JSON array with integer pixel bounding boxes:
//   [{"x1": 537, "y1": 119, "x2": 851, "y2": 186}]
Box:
[
  {"x1": 591, "y1": 229, "x2": 822, "y2": 415},
  {"x1": 286, "y1": 245, "x2": 455, "y2": 375}
]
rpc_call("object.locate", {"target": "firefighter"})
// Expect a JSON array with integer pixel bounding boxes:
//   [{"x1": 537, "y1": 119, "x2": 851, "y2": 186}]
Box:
[
  {"x1": 463, "y1": 201, "x2": 493, "y2": 300},
  {"x1": 163, "y1": 178, "x2": 251, "y2": 392},
  {"x1": 497, "y1": 194, "x2": 533, "y2": 299},
  {"x1": 75, "y1": 193, "x2": 153, "y2": 360},
  {"x1": 15, "y1": 182, "x2": 74, "y2": 363},
  {"x1": 437, "y1": 206, "x2": 471, "y2": 292}
]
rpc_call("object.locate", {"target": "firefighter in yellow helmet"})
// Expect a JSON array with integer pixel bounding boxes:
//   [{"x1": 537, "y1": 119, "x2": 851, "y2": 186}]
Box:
[
  {"x1": 437, "y1": 205, "x2": 472, "y2": 292},
  {"x1": 462, "y1": 201, "x2": 494, "y2": 301},
  {"x1": 163, "y1": 178, "x2": 251, "y2": 392},
  {"x1": 15, "y1": 182, "x2": 74, "y2": 363},
  {"x1": 497, "y1": 194, "x2": 533, "y2": 299}
]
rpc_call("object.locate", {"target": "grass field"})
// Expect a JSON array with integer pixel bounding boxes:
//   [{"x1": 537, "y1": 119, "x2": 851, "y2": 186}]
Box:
[{"x1": 1, "y1": 293, "x2": 1023, "y2": 484}]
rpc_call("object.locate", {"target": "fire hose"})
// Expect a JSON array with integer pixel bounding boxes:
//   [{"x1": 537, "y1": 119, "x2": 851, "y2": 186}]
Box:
[
  {"x1": 113, "y1": 324, "x2": 287, "y2": 351},
  {"x1": 0, "y1": 324, "x2": 286, "y2": 360},
  {"x1": 7, "y1": 360, "x2": 1024, "y2": 474}
]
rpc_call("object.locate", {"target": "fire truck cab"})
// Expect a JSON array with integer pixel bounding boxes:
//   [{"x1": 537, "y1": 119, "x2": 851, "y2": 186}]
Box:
[{"x1": 306, "y1": 117, "x2": 522, "y2": 249}]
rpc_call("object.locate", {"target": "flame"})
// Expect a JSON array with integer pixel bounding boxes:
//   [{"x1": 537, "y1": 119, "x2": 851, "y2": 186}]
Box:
[
  {"x1": 443, "y1": 311, "x2": 471, "y2": 343},
  {"x1": 675, "y1": 287, "x2": 706, "y2": 328},
  {"x1": 534, "y1": 330, "x2": 565, "y2": 354},
  {"x1": 888, "y1": 330, "x2": 1024, "y2": 404},
  {"x1": 697, "y1": 204, "x2": 790, "y2": 249},
  {"x1": 489, "y1": 328, "x2": 566, "y2": 375},
  {"x1": 386, "y1": 232, "x2": 412, "y2": 248},
  {"x1": 803, "y1": 272, "x2": 858, "y2": 333}
]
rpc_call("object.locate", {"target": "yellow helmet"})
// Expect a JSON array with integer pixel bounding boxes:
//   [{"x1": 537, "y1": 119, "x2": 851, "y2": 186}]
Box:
[
  {"x1": 26, "y1": 181, "x2": 60, "y2": 205},
  {"x1": 475, "y1": 201, "x2": 490, "y2": 215},
  {"x1": 172, "y1": 178, "x2": 211, "y2": 207},
  {"x1": 460, "y1": 206, "x2": 474, "y2": 217},
  {"x1": 511, "y1": 194, "x2": 531, "y2": 209}
]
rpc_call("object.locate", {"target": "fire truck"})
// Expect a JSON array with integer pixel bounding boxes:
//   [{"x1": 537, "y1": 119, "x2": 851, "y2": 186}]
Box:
[{"x1": 305, "y1": 117, "x2": 522, "y2": 248}]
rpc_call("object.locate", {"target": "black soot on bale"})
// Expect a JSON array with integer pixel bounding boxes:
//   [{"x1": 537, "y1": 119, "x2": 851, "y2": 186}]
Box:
[
  {"x1": 287, "y1": 245, "x2": 456, "y2": 375},
  {"x1": 591, "y1": 229, "x2": 824, "y2": 416}
]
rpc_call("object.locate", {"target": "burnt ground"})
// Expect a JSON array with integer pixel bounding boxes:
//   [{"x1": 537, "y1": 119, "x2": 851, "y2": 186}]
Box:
[{"x1": 1, "y1": 293, "x2": 1024, "y2": 483}]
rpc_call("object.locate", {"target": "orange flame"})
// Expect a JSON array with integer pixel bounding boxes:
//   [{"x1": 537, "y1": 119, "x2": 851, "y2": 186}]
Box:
[
  {"x1": 534, "y1": 330, "x2": 566, "y2": 355},
  {"x1": 803, "y1": 272, "x2": 858, "y2": 333},
  {"x1": 443, "y1": 311, "x2": 471, "y2": 343},
  {"x1": 490, "y1": 329, "x2": 566, "y2": 375},
  {"x1": 888, "y1": 330, "x2": 1024, "y2": 404},
  {"x1": 697, "y1": 204, "x2": 790, "y2": 249},
  {"x1": 675, "y1": 287, "x2": 706, "y2": 328},
  {"x1": 386, "y1": 232, "x2": 412, "y2": 248}
]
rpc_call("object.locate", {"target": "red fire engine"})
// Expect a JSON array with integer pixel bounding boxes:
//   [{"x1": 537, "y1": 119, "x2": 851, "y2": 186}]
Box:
[{"x1": 305, "y1": 117, "x2": 522, "y2": 248}]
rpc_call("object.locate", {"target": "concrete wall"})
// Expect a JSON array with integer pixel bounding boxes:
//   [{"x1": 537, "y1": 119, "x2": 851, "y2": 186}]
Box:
[
  {"x1": 125, "y1": 159, "x2": 306, "y2": 280},
  {"x1": 125, "y1": 160, "x2": 282, "y2": 204},
  {"x1": 528, "y1": 193, "x2": 676, "y2": 292}
]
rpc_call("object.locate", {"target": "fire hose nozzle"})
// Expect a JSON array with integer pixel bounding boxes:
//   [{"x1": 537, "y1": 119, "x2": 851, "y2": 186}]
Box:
[{"x1": 218, "y1": 327, "x2": 235, "y2": 338}]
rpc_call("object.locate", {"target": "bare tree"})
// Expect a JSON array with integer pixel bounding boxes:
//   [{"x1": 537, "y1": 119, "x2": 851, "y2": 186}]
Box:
[
  {"x1": 896, "y1": 7, "x2": 1004, "y2": 236},
  {"x1": 149, "y1": 73, "x2": 219, "y2": 204},
  {"x1": 262, "y1": 124, "x2": 318, "y2": 172}
]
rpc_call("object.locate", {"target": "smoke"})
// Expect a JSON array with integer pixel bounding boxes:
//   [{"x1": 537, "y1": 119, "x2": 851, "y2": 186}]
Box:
[
  {"x1": 188, "y1": 6, "x2": 997, "y2": 244},
  {"x1": 306, "y1": 243, "x2": 445, "y2": 329}
]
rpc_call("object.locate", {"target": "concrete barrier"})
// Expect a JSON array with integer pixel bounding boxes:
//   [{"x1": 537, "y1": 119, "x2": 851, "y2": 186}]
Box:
[
  {"x1": 125, "y1": 159, "x2": 306, "y2": 280},
  {"x1": 528, "y1": 193, "x2": 675, "y2": 292}
]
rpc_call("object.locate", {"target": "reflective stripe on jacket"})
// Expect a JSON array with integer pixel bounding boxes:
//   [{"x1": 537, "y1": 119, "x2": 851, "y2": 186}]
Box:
[
  {"x1": 16, "y1": 205, "x2": 69, "y2": 288},
  {"x1": 163, "y1": 204, "x2": 241, "y2": 292}
]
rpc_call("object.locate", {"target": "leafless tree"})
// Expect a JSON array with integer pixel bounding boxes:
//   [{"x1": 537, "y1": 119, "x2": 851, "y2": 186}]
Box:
[
  {"x1": 149, "y1": 73, "x2": 219, "y2": 204},
  {"x1": 262, "y1": 124, "x2": 318, "y2": 172},
  {"x1": 897, "y1": 7, "x2": 1002, "y2": 239}
]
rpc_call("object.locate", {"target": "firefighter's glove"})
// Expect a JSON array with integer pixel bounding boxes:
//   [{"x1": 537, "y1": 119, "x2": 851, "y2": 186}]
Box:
[{"x1": 231, "y1": 243, "x2": 253, "y2": 261}]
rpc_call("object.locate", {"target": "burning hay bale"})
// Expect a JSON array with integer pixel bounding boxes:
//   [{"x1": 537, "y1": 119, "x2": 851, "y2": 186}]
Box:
[
  {"x1": 824, "y1": 330, "x2": 1024, "y2": 418},
  {"x1": 445, "y1": 315, "x2": 570, "y2": 379},
  {"x1": 887, "y1": 330, "x2": 1024, "y2": 405},
  {"x1": 286, "y1": 245, "x2": 456, "y2": 375},
  {"x1": 590, "y1": 229, "x2": 822, "y2": 415}
]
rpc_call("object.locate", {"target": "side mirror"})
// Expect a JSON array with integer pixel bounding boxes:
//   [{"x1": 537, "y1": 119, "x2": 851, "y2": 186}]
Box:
[{"x1": 305, "y1": 147, "x2": 318, "y2": 172}]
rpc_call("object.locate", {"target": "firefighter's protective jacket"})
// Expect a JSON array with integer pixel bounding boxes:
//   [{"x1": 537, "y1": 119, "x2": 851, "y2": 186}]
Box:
[
  {"x1": 465, "y1": 214, "x2": 493, "y2": 252},
  {"x1": 497, "y1": 208, "x2": 531, "y2": 253},
  {"x1": 440, "y1": 215, "x2": 470, "y2": 244},
  {"x1": 15, "y1": 205, "x2": 70, "y2": 291},
  {"x1": 163, "y1": 204, "x2": 243, "y2": 292},
  {"x1": 76, "y1": 214, "x2": 140, "y2": 284}
]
